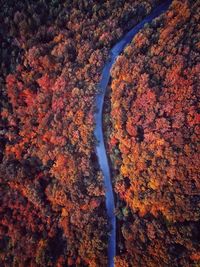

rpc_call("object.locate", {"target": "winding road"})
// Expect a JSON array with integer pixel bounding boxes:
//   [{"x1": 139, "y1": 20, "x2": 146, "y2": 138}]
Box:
[{"x1": 94, "y1": 1, "x2": 171, "y2": 266}]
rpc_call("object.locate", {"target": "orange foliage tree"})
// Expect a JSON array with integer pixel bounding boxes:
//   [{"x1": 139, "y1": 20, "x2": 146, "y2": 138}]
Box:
[{"x1": 109, "y1": 0, "x2": 200, "y2": 265}]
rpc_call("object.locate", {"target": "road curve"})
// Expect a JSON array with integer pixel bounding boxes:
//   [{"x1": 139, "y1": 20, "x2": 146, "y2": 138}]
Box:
[{"x1": 94, "y1": 1, "x2": 171, "y2": 266}]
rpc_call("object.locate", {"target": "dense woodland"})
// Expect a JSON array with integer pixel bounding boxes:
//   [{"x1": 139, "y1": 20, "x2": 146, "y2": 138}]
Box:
[
  {"x1": 0, "y1": 0, "x2": 199, "y2": 266},
  {"x1": 0, "y1": 0, "x2": 164, "y2": 266},
  {"x1": 109, "y1": 0, "x2": 200, "y2": 266}
]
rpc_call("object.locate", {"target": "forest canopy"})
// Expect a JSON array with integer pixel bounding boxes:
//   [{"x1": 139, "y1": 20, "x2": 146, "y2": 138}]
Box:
[
  {"x1": 0, "y1": 0, "x2": 199, "y2": 266},
  {"x1": 109, "y1": 0, "x2": 200, "y2": 266},
  {"x1": 0, "y1": 0, "x2": 162, "y2": 266}
]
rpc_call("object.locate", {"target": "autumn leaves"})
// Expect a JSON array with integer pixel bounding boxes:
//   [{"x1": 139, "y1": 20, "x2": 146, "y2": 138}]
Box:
[{"x1": 109, "y1": 0, "x2": 200, "y2": 266}]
